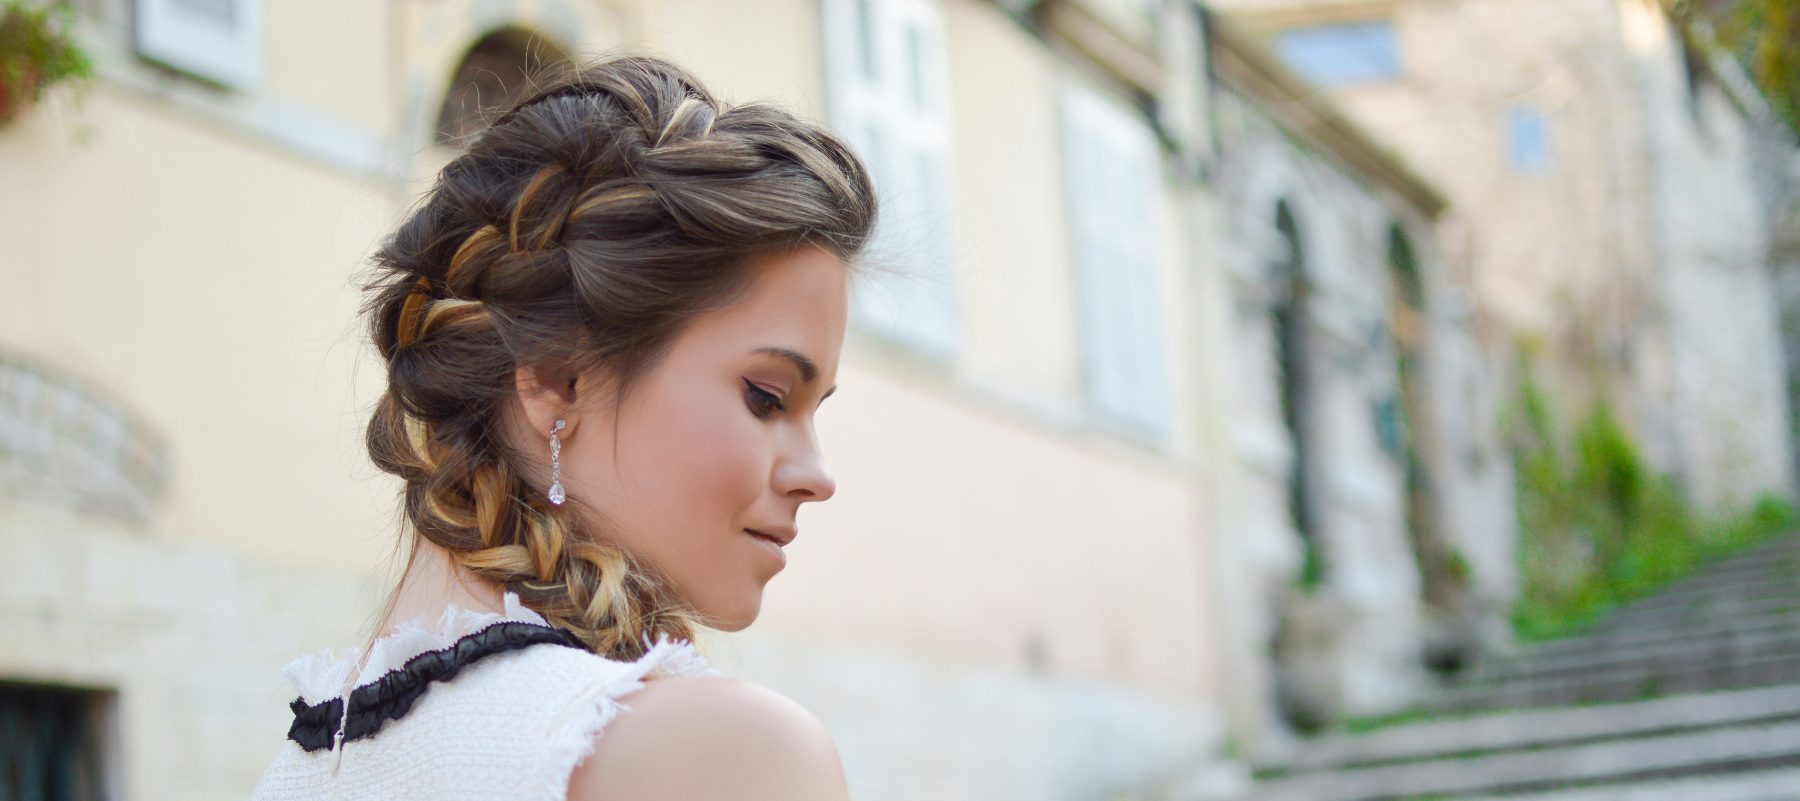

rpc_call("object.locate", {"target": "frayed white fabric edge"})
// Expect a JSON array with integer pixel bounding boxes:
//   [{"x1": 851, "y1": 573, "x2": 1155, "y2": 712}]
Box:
[
  {"x1": 281, "y1": 591, "x2": 553, "y2": 705},
  {"x1": 533, "y1": 631, "x2": 724, "y2": 801}
]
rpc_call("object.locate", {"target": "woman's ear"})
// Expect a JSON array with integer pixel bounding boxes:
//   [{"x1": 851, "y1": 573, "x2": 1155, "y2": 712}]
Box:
[{"x1": 513, "y1": 365, "x2": 580, "y2": 440}]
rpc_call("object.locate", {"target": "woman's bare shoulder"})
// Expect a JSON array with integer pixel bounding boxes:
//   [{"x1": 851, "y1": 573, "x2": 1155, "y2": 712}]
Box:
[{"x1": 565, "y1": 675, "x2": 849, "y2": 801}]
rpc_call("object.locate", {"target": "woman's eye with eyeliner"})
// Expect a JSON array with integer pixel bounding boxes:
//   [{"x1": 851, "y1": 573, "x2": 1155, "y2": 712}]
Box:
[{"x1": 743, "y1": 378, "x2": 787, "y2": 419}]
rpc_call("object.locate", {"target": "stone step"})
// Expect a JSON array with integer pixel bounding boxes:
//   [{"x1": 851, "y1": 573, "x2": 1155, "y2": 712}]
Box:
[
  {"x1": 1638, "y1": 538, "x2": 1800, "y2": 581},
  {"x1": 1506, "y1": 537, "x2": 1800, "y2": 657},
  {"x1": 1596, "y1": 593, "x2": 1800, "y2": 633},
  {"x1": 1576, "y1": 538, "x2": 1800, "y2": 613},
  {"x1": 1633, "y1": 561, "x2": 1798, "y2": 602},
  {"x1": 1702, "y1": 533, "x2": 1800, "y2": 563},
  {"x1": 1258, "y1": 685, "x2": 1800, "y2": 776},
  {"x1": 1606, "y1": 569, "x2": 1800, "y2": 616},
  {"x1": 1472, "y1": 626, "x2": 1800, "y2": 685},
  {"x1": 1455, "y1": 765, "x2": 1800, "y2": 801},
  {"x1": 1246, "y1": 717, "x2": 1800, "y2": 801},
  {"x1": 1522, "y1": 609, "x2": 1800, "y2": 659},
  {"x1": 1430, "y1": 649, "x2": 1800, "y2": 714}
]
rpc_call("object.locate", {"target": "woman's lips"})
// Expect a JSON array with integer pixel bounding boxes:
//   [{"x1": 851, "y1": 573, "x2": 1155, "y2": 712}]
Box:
[
  {"x1": 745, "y1": 529, "x2": 787, "y2": 567},
  {"x1": 744, "y1": 527, "x2": 796, "y2": 546}
]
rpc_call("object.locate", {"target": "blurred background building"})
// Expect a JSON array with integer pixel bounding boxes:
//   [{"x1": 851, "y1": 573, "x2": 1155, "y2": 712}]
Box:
[
  {"x1": 0, "y1": 0, "x2": 1795, "y2": 799},
  {"x1": 1214, "y1": 0, "x2": 1798, "y2": 512}
]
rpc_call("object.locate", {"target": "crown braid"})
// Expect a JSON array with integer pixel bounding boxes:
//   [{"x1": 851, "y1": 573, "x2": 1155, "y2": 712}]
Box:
[{"x1": 359, "y1": 54, "x2": 877, "y2": 658}]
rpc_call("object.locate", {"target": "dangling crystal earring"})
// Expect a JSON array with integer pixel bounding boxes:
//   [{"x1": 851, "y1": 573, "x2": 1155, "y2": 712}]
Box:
[{"x1": 547, "y1": 418, "x2": 567, "y2": 505}]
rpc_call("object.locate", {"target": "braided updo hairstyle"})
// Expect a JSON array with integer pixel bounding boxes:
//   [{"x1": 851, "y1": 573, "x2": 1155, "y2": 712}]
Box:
[{"x1": 359, "y1": 55, "x2": 877, "y2": 660}]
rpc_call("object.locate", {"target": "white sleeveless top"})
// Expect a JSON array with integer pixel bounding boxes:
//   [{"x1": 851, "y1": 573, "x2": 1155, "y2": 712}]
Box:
[{"x1": 249, "y1": 592, "x2": 721, "y2": 801}]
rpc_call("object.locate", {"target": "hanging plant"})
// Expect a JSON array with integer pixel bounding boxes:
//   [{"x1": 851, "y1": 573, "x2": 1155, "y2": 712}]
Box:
[{"x1": 0, "y1": 0, "x2": 94, "y2": 127}]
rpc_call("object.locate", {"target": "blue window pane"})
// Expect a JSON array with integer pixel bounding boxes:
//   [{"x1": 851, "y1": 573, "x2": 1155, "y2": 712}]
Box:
[
  {"x1": 1508, "y1": 106, "x2": 1552, "y2": 173},
  {"x1": 1275, "y1": 20, "x2": 1400, "y2": 86}
]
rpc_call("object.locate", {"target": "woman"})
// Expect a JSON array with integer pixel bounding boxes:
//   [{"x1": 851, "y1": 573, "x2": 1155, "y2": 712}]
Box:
[{"x1": 250, "y1": 53, "x2": 876, "y2": 801}]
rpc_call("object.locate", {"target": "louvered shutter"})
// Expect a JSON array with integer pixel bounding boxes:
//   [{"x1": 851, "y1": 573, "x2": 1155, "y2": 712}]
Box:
[
  {"x1": 823, "y1": 0, "x2": 960, "y2": 360},
  {"x1": 1060, "y1": 83, "x2": 1170, "y2": 438}
]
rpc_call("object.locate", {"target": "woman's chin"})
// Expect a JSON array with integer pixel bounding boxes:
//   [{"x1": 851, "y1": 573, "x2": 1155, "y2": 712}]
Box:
[{"x1": 700, "y1": 595, "x2": 762, "y2": 633}]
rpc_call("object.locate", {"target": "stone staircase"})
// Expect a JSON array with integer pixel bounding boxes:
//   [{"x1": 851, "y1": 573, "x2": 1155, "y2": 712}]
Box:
[{"x1": 1240, "y1": 533, "x2": 1800, "y2": 801}]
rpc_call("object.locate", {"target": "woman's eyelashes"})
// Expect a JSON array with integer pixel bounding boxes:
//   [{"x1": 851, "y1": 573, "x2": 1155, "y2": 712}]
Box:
[{"x1": 743, "y1": 377, "x2": 788, "y2": 419}]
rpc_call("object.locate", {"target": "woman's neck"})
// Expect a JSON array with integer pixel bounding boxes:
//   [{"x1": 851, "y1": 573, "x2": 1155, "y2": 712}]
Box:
[
  {"x1": 339, "y1": 540, "x2": 508, "y2": 688},
  {"x1": 378, "y1": 537, "x2": 509, "y2": 638}
]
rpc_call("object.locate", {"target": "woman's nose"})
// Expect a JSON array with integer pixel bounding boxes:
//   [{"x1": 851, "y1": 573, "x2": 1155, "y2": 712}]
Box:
[{"x1": 777, "y1": 434, "x2": 836, "y2": 502}]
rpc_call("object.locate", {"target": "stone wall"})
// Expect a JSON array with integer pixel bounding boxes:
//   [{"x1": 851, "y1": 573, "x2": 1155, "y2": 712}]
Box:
[
  {"x1": 1204, "y1": 64, "x2": 1515, "y2": 751},
  {"x1": 0, "y1": 498, "x2": 377, "y2": 801}
]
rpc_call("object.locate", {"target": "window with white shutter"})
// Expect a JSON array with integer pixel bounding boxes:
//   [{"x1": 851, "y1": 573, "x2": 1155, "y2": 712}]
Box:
[
  {"x1": 1059, "y1": 82, "x2": 1170, "y2": 439},
  {"x1": 134, "y1": 0, "x2": 263, "y2": 89},
  {"x1": 822, "y1": 0, "x2": 960, "y2": 361}
]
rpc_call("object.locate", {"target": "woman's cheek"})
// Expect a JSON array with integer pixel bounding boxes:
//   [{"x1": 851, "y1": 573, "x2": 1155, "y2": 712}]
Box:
[{"x1": 670, "y1": 389, "x2": 764, "y2": 515}]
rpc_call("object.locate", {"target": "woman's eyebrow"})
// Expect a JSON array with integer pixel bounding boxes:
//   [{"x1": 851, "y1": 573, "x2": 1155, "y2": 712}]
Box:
[
  {"x1": 753, "y1": 346, "x2": 818, "y2": 381},
  {"x1": 753, "y1": 346, "x2": 837, "y2": 399}
]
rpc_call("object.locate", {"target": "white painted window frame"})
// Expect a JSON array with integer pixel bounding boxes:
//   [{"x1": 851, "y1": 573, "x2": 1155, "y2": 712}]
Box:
[
  {"x1": 1059, "y1": 81, "x2": 1171, "y2": 439},
  {"x1": 134, "y1": 0, "x2": 264, "y2": 90},
  {"x1": 821, "y1": 0, "x2": 961, "y2": 361}
]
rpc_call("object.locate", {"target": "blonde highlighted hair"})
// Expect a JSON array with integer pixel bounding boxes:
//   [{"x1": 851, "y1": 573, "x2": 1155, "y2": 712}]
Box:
[{"x1": 358, "y1": 54, "x2": 877, "y2": 659}]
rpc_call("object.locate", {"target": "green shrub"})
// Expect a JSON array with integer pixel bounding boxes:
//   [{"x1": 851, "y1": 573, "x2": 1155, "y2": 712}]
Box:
[
  {"x1": 1505, "y1": 350, "x2": 1797, "y2": 641},
  {"x1": 0, "y1": 0, "x2": 94, "y2": 120}
]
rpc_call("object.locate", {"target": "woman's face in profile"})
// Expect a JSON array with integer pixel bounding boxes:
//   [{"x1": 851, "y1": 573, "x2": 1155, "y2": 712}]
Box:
[{"x1": 520, "y1": 245, "x2": 848, "y2": 632}]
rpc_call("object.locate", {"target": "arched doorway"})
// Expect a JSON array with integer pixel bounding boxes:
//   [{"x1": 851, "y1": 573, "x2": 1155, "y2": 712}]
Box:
[
  {"x1": 1266, "y1": 199, "x2": 1335, "y2": 733},
  {"x1": 1388, "y1": 226, "x2": 1435, "y2": 594},
  {"x1": 1387, "y1": 226, "x2": 1469, "y2": 670},
  {"x1": 434, "y1": 28, "x2": 572, "y2": 147},
  {"x1": 1273, "y1": 201, "x2": 1324, "y2": 587}
]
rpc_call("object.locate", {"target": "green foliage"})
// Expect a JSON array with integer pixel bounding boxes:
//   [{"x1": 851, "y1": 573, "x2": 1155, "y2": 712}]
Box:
[
  {"x1": 1296, "y1": 537, "x2": 1326, "y2": 591},
  {"x1": 1219, "y1": 733, "x2": 1242, "y2": 761},
  {"x1": 1443, "y1": 546, "x2": 1474, "y2": 588},
  {"x1": 1504, "y1": 350, "x2": 1798, "y2": 642},
  {"x1": 0, "y1": 0, "x2": 93, "y2": 114},
  {"x1": 1694, "y1": 0, "x2": 1800, "y2": 137},
  {"x1": 1338, "y1": 704, "x2": 1436, "y2": 735}
]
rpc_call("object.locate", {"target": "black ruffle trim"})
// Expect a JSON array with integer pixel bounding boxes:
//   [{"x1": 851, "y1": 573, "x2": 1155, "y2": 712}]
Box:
[{"x1": 286, "y1": 620, "x2": 589, "y2": 753}]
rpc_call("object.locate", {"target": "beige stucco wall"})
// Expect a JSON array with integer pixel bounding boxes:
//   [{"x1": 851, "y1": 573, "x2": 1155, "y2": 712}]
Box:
[
  {"x1": 945, "y1": 1, "x2": 1087, "y2": 403},
  {"x1": 0, "y1": 80, "x2": 399, "y2": 576}
]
